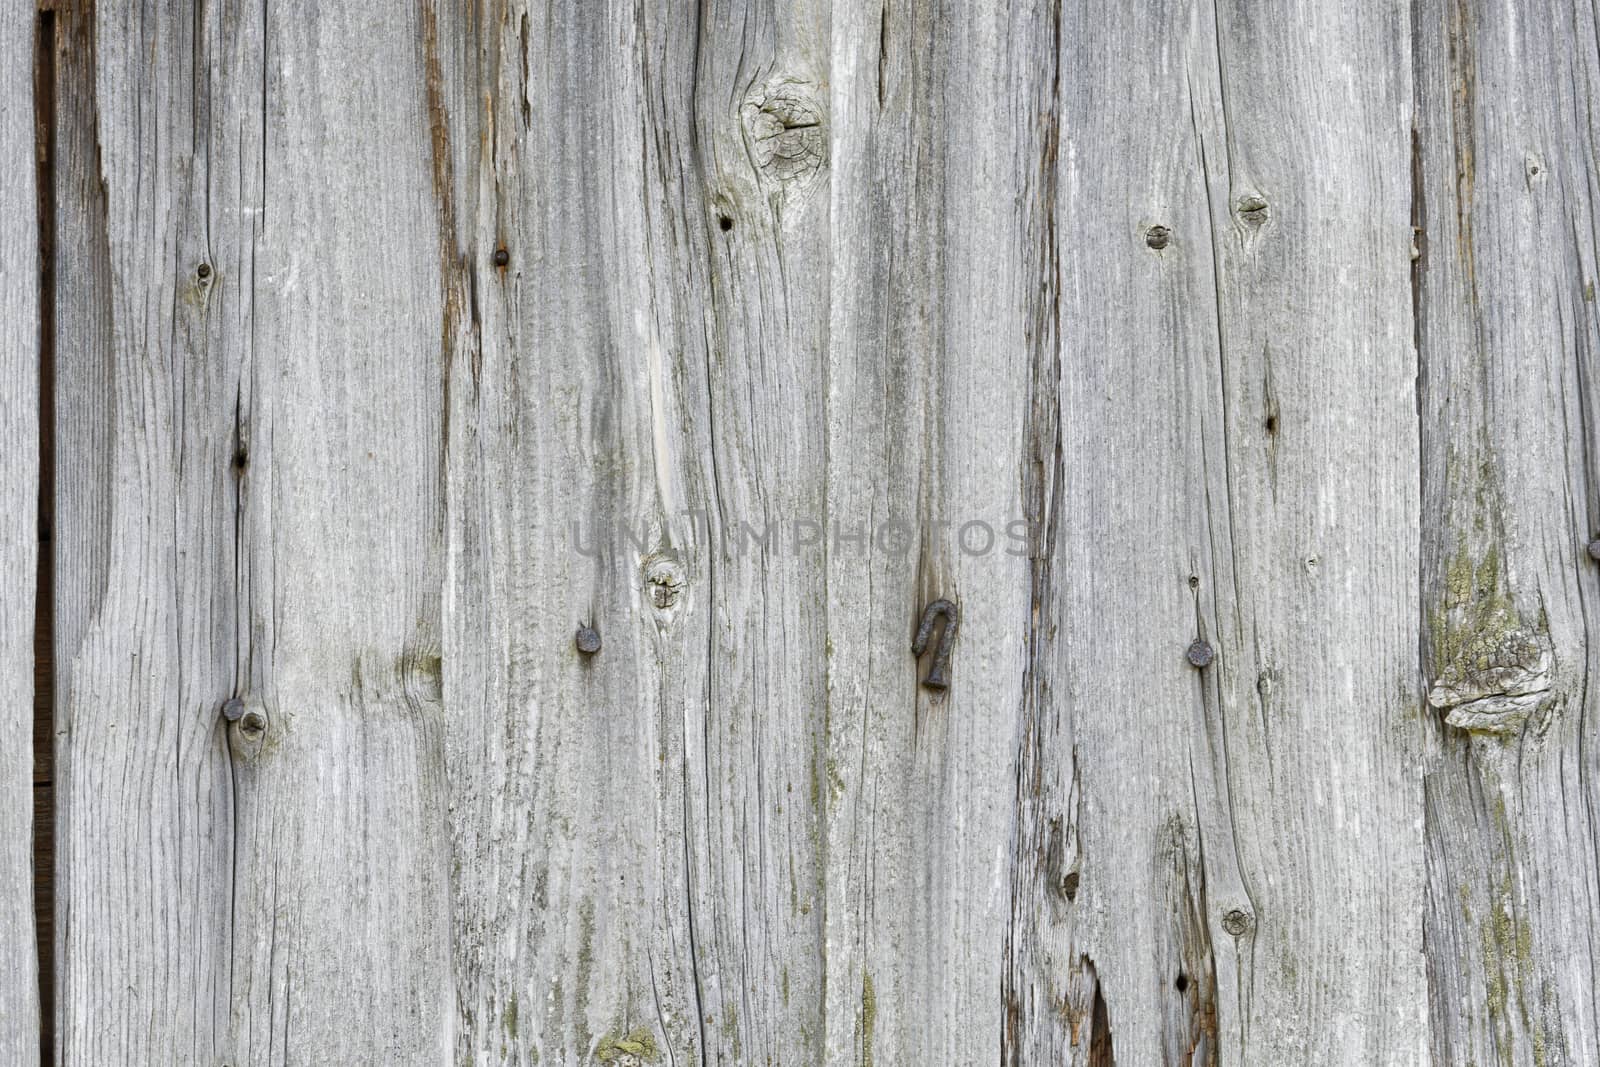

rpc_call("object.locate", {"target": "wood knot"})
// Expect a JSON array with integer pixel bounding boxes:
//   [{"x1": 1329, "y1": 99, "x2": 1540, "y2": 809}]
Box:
[
  {"x1": 238, "y1": 710, "x2": 268, "y2": 741},
  {"x1": 1221, "y1": 907, "x2": 1253, "y2": 937},
  {"x1": 642, "y1": 551, "x2": 687, "y2": 628},
  {"x1": 741, "y1": 79, "x2": 827, "y2": 192},
  {"x1": 595, "y1": 1028, "x2": 661, "y2": 1065},
  {"x1": 400, "y1": 650, "x2": 444, "y2": 705},
  {"x1": 221, "y1": 697, "x2": 269, "y2": 758},
  {"x1": 1524, "y1": 152, "x2": 1546, "y2": 190},
  {"x1": 1235, "y1": 194, "x2": 1269, "y2": 227},
  {"x1": 1428, "y1": 627, "x2": 1552, "y2": 735}
]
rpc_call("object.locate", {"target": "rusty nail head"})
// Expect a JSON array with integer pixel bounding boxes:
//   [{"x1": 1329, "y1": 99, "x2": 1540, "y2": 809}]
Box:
[
  {"x1": 197, "y1": 262, "x2": 212, "y2": 279},
  {"x1": 1145, "y1": 225, "x2": 1170, "y2": 250},
  {"x1": 493, "y1": 248, "x2": 509, "y2": 268},
  {"x1": 220, "y1": 697, "x2": 245, "y2": 722},
  {"x1": 575, "y1": 624, "x2": 601, "y2": 655},
  {"x1": 1186, "y1": 639, "x2": 1214, "y2": 668}
]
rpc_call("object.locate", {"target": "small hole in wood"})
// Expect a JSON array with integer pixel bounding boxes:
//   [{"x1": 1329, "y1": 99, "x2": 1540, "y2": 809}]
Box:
[
  {"x1": 1187, "y1": 574, "x2": 1199, "y2": 589},
  {"x1": 719, "y1": 215, "x2": 734, "y2": 232},
  {"x1": 196, "y1": 262, "x2": 211, "y2": 280},
  {"x1": 231, "y1": 449, "x2": 249, "y2": 473},
  {"x1": 1175, "y1": 973, "x2": 1189, "y2": 993},
  {"x1": 1265, "y1": 414, "x2": 1278, "y2": 435}
]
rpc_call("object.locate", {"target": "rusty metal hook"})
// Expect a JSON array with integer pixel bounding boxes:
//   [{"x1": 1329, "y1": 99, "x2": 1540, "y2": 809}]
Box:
[{"x1": 912, "y1": 599, "x2": 960, "y2": 690}]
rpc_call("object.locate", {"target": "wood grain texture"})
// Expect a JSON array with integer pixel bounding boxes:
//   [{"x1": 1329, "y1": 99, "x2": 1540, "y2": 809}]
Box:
[
  {"x1": 53, "y1": 1, "x2": 448, "y2": 1062},
  {"x1": 436, "y1": 2, "x2": 831, "y2": 1062},
  {"x1": 35, "y1": 0, "x2": 1600, "y2": 1064},
  {"x1": 824, "y1": 3, "x2": 1042, "y2": 1063},
  {"x1": 1415, "y1": 0, "x2": 1600, "y2": 1063},
  {"x1": 1008, "y1": 0, "x2": 1425, "y2": 1062},
  {"x1": 1, "y1": 1, "x2": 41, "y2": 1061},
  {"x1": 1187, "y1": 0, "x2": 1425, "y2": 1059}
]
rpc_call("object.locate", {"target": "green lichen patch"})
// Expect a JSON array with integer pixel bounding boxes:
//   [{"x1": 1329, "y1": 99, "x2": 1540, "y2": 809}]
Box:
[
  {"x1": 503, "y1": 993, "x2": 519, "y2": 1041},
  {"x1": 596, "y1": 1028, "x2": 661, "y2": 1064},
  {"x1": 1428, "y1": 540, "x2": 1550, "y2": 733},
  {"x1": 1476, "y1": 869, "x2": 1541, "y2": 1067},
  {"x1": 1431, "y1": 542, "x2": 1519, "y2": 671},
  {"x1": 860, "y1": 972, "x2": 877, "y2": 1067}
]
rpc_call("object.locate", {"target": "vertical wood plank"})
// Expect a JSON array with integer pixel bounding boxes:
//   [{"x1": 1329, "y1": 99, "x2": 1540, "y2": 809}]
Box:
[
  {"x1": 54, "y1": 3, "x2": 245, "y2": 1057},
  {"x1": 1005, "y1": 0, "x2": 1225, "y2": 1057},
  {"x1": 439, "y1": 2, "x2": 708, "y2": 1060},
  {"x1": 1416, "y1": 0, "x2": 1600, "y2": 1062},
  {"x1": 54, "y1": 2, "x2": 450, "y2": 1062},
  {"x1": 823, "y1": 1, "x2": 1044, "y2": 1062},
  {"x1": 1196, "y1": 1, "x2": 1427, "y2": 1061},
  {"x1": 1010, "y1": 0, "x2": 1425, "y2": 1062},
  {"x1": 231, "y1": 3, "x2": 452, "y2": 1061},
  {"x1": 439, "y1": 0, "x2": 833, "y2": 1061},
  {"x1": 1187, "y1": 0, "x2": 1425, "y2": 1060},
  {"x1": 1, "y1": 0, "x2": 41, "y2": 1061}
]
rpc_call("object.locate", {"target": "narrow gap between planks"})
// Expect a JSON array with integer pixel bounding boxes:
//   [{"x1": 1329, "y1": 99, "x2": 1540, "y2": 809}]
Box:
[{"x1": 32, "y1": 4, "x2": 57, "y2": 1062}]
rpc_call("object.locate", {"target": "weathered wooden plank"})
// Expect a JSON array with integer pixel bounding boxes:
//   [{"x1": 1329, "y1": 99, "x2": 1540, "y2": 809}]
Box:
[
  {"x1": 228, "y1": 4, "x2": 452, "y2": 1061},
  {"x1": 52, "y1": 8, "x2": 230, "y2": 1060},
  {"x1": 434, "y1": 3, "x2": 707, "y2": 1062},
  {"x1": 1210, "y1": 11, "x2": 1425, "y2": 1060},
  {"x1": 823, "y1": 3, "x2": 1044, "y2": 1063},
  {"x1": 1415, "y1": 0, "x2": 1600, "y2": 1063},
  {"x1": 54, "y1": 1, "x2": 449, "y2": 1062},
  {"x1": 437, "y1": 1, "x2": 832, "y2": 1061},
  {"x1": 1007, "y1": 0, "x2": 1425, "y2": 1062},
  {"x1": 1, "y1": 1, "x2": 41, "y2": 1061},
  {"x1": 1185, "y1": 2, "x2": 1426, "y2": 1060}
]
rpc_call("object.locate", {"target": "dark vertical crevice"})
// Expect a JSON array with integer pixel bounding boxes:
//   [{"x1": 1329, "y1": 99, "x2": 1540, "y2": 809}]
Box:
[
  {"x1": 1087, "y1": 958, "x2": 1115, "y2": 1067},
  {"x1": 33, "y1": 5, "x2": 57, "y2": 1062},
  {"x1": 1000, "y1": 0, "x2": 1066, "y2": 1060}
]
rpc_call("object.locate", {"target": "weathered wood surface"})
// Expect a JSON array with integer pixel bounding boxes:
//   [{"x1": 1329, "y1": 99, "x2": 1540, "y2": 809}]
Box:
[
  {"x1": 25, "y1": 0, "x2": 1600, "y2": 1065},
  {"x1": 1, "y1": 1, "x2": 40, "y2": 1062},
  {"x1": 53, "y1": 0, "x2": 448, "y2": 1062},
  {"x1": 1415, "y1": 0, "x2": 1600, "y2": 1063}
]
